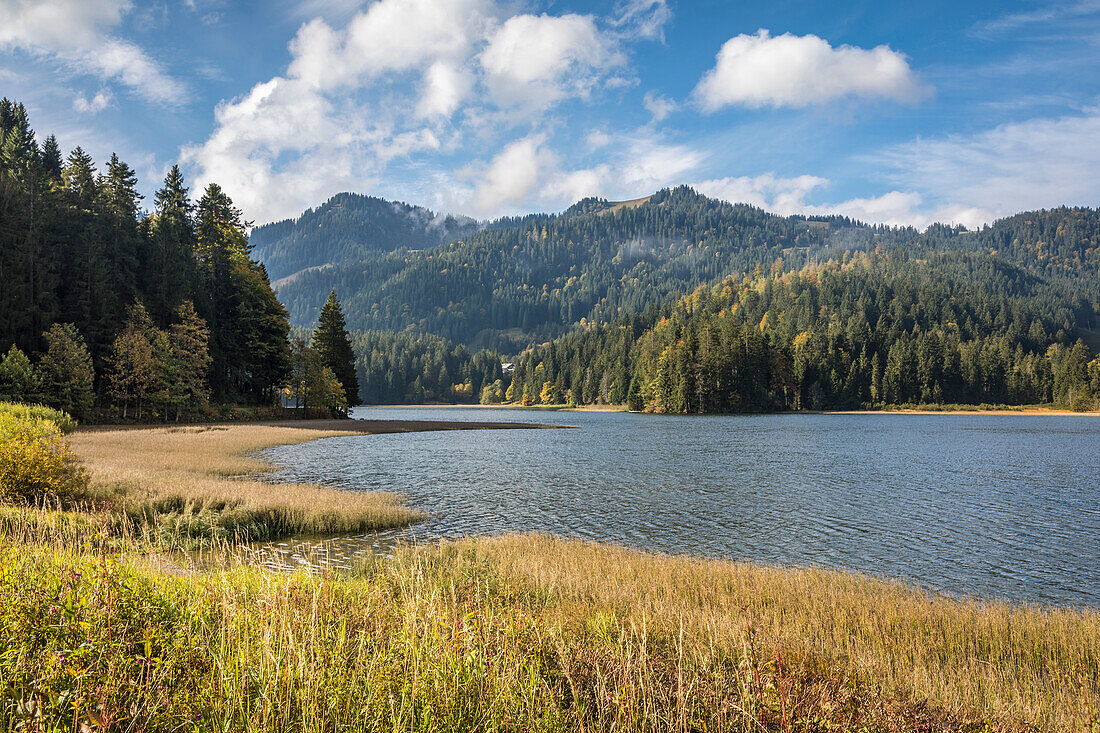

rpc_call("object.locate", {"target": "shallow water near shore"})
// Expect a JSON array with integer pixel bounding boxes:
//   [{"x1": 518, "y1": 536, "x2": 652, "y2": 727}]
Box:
[{"x1": 258, "y1": 405, "x2": 1100, "y2": 607}]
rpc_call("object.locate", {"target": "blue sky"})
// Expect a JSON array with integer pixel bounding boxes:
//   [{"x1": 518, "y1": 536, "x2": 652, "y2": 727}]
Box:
[{"x1": 2, "y1": 0, "x2": 1099, "y2": 227}]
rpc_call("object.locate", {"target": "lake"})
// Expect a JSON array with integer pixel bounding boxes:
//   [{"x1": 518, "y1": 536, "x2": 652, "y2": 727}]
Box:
[{"x1": 260, "y1": 406, "x2": 1100, "y2": 607}]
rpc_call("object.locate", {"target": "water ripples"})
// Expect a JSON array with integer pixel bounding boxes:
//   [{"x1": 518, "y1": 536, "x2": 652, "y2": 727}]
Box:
[{"x1": 253, "y1": 406, "x2": 1100, "y2": 607}]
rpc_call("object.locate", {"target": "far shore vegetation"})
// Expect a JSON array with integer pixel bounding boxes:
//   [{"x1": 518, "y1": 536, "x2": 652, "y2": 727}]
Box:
[{"x1": 0, "y1": 403, "x2": 1095, "y2": 730}]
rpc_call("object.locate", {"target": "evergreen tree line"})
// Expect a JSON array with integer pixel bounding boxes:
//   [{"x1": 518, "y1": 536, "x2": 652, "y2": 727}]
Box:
[
  {"x1": 0, "y1": 99, "x2": 358, "y2": 419},
  {"x1": 510, "y1": 251, "x2": 1100, "y2": 412},
  {"x1": 352, "y1": 331, "x2": 505, "y2": 405}
]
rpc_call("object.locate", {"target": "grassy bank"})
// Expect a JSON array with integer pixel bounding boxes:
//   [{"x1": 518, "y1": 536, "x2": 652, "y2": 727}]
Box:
[
  {"x1": 1, "y1": 527, "x2": 1097, "y2": 731},
  {"x1": 1, "y1": 416, "x2": 1097, "y2": 730},
  {"x1": 68, "y1": 424, "x2": 422, "y2": 545}
]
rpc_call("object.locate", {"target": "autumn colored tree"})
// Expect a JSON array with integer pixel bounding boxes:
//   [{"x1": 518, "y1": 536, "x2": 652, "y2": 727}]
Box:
[
  {"x1": 106, "y1": 303, "x2": 164, "y2": 420},
  {"x1": 286, "y1": 338, "x2": 347, "y2": 416}
]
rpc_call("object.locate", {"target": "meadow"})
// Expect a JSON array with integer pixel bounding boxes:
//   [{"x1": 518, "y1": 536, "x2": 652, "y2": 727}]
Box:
[{"x1": 0, "y1": 413, "x2": 1097, "y2": 731}]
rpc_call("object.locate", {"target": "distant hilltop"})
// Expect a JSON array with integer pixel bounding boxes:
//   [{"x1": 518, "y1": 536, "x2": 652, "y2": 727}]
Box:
[{"x1": 252, "y1": 186, "x2": 1098, "y2": 356}]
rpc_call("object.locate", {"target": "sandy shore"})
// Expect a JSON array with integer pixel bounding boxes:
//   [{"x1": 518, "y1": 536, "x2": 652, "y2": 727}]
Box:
[{"x1": 77, "y1": 416, "x2": 567, "y2": 433}]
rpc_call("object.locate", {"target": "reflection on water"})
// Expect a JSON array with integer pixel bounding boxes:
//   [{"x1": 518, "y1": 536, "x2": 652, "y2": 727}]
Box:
[{"x1": 254, "y1": 406, "x2": 1100, "y2": 606}]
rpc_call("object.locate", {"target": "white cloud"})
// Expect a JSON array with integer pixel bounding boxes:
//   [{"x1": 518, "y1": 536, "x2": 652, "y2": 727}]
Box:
[
  {"x1": 875, "y1": 107, "x2": 1100, "y2": 222},
  {"x1": 586, "y1": 129, "x2": 612, "y2": 150},
  {"x1": 184, "y1": 0, "x2": 675, "y2": 223},
  {"x1": 698, "y1": 108, "x2": 1100, "y2": 229},
  {"x1": 455, "y1": 131, "x2": 704, "y2": 217},
  {"x1": 616, "y1": 135, "x2": 704, "y2": 192},
  {"x1": 467, "y1": 135, "x2": 556, "y2": 212},
  {"x1": 643, "y1": 91, "x2": 676, "y2": 121},
  {"x1": 610, "y1": 0, "x2": 672, "y2": 41},
  {"x1": 970, "y1": 0, "x2": 1100, "y2": 38},
  {"x1": 694, "y1": 174, "x2": 983, "y2": 228},
  {"x1": 433, "y1": 129, "x2": 705, "y2": 218},
  {"x1": 287, "y1": 0, "x2": 491, "y2": 90},
  {"x1": 73, "y1": 90, "x2": 112, "y2": 114},
  {"x1": 479, "y1": 13, "x2": 625, "y2": 109},
  {"x1": 180, "y1": 73, "x2": 445, "y2": 223},
  {"x1": 543, "y1": 166, "x2": 611, "y2": 205},
  {"x1": 416, "y1": 61, "x2": 473, "y2": 118},
  {"x1": 186, "y1": 0, "x2": 496, "y2": 222},
  {"x1": 0, "y1": 0, "x2": 185, "y2": 104},
  {"x1": 693, "y1": 29, "x2": 926, "y2": 110},
  {"x1": 694, "y1": 174, "x2": 829, "y2": 213}
]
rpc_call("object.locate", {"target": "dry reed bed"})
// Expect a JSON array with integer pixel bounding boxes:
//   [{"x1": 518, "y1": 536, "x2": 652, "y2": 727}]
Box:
[
  {"x1": 466, "y1": 534, "x2": 1100, "y2": 730},
  {"x1": 1, "y1": 531, "x2": 1096, "y2": 731},
  {"x1": 70, "y1": 425, "x2": 421, "y2": 542}
]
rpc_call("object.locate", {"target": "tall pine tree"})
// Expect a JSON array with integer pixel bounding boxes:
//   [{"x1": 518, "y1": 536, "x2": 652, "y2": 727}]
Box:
[{"x1": 312, "y1": 290, "x2": 360, "y2": 406}]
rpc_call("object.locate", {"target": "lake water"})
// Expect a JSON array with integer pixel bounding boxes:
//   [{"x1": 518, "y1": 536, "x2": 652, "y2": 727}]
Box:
[{"x1": 260, "y1": 406, "x2": 1100, "y2": 607}]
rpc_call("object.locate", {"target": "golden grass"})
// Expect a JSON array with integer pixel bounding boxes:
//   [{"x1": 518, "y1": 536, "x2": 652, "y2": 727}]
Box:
[
  {"x1": 2, "y1": 530, "x2": 1095, "y2": 731},
  {"x1": 463, "y1": 534, "x2": 1100, "y2": 730},
  {"x1": 69, "y1": 425, "x2": 421, "y2": 543}
]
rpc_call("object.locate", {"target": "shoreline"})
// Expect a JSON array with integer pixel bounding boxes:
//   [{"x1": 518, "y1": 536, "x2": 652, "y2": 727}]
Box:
[
  {"x1": 67, "y1": 417, "x2": 560, "y2": 547},
  {"x1": 76, "y1": 416, "x2": 567, "y2": 433},
  {"x1": 825, "y1": 408, "x2": 1100, "y2": 416},
  {"x1": 352, "y1": 403, "x2": 1100, "y2": 416}
]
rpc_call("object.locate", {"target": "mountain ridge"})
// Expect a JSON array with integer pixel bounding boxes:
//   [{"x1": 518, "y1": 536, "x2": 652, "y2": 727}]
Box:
[
  {"x1": 249, "y1": 192, "x2": 481, "y2": 282},
  {"x1": 256, "y1": 186, "x2": 1099, "y2": 356}
]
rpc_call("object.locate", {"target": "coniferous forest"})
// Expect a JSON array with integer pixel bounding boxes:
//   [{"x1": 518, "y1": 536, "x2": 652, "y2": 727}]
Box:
[
  {"x1": 0, "y1": 100, "x2": 354, "y2": 420},
  {"x1": 261, "y1": 187, "x2": 1099, "y2": 348},
  {"x1": 3, "y1": 97, "x2": 1099, "y2": 415},
  {"x1": 510, "y1": 251, "x2": 1100, "y2": 412},
  {"x1": 264, "y1": 185, "x2": 1099, "y2": 411}
]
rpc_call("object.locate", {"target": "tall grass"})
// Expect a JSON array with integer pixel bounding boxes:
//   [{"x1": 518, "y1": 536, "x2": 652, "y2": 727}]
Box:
[
  {"x1": 69, "y1": 425, "x2": 422, "y2": 545},
  {"x1": 0, "y1": 522, "x2": 1095, "y2": 731}
]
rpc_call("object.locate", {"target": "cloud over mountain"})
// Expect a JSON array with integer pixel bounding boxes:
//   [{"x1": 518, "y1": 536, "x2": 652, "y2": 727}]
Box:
[{"x1": 693, "y1": 29, "x2": 926, "y2": 110}]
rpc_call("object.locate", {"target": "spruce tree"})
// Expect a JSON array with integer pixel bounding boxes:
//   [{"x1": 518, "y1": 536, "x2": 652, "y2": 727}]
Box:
[
  {"x1": 39, "y1": 134, "x2": 63, "y2": 182},
  {"x1": 148, "y1": 165, "x2": 198, "y2": 323},
  {"x1": 167, "y1": 301, "x2": 211, "y2": 420},
  {"x1": 311, "y1": 290, "x2": 359, "y2": 406}
]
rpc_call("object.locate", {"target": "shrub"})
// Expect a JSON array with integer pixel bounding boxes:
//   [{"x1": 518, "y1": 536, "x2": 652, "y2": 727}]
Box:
[
  {"x1": 0, "y1": 405, "x2": 87, "y2": 503},
  {"x1": 0, "y1": 401, "x2": 78, "y2": 434}
]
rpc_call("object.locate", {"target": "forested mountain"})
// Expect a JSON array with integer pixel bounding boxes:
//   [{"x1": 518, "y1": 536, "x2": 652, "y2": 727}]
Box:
[
  {"x1": 509, "y1": 251, "x2": 1100, "y2": 412},
  {"x1": 0, "y1": 99, "x2": 297, "y2": 416},
  {"x1": 249, "y1": 192, "x2": 479, "y2": 283},
  {"x1": 267, "y1": 187, "x2": 1100, "y2": 354},
  {"x1": 274, "y1": 188, "x2": 876, "y2": 347}
]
